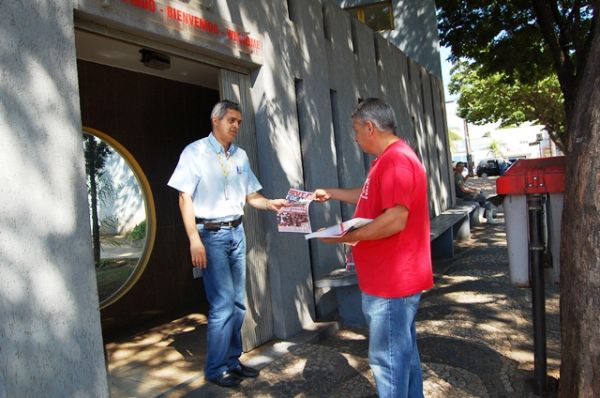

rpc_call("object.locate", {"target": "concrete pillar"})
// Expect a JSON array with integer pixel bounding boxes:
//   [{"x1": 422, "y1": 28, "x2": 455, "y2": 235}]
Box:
[{"x1": 0, "y1": 1, "x2": 109, "y2": 396}]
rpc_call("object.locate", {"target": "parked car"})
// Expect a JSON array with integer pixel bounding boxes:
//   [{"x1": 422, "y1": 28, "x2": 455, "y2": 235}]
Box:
[{"x1": 476, "y1": 158, "x2": 512, "y2": 177}]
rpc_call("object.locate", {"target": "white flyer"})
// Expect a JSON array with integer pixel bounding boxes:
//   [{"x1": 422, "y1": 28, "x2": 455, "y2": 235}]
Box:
[{"x1": 277, "y1": 188, "x2": 315, "y2": 233}]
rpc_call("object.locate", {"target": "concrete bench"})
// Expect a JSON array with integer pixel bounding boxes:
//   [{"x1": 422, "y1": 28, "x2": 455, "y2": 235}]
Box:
[
  {"x1": 314, "y1": 268, "x2": 363, "y2": 326},
  {"x1": 430, "y1": 202, "x2": 478, "y2": 259},
  {"x1": 314, "y1": 202, "x2": 478, "y2": 326}
]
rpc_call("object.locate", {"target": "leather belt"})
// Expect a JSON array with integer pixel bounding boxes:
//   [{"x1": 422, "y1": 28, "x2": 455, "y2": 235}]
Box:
[{"x1": 196, "y1": 216, "x2": 243, "y2": 230}]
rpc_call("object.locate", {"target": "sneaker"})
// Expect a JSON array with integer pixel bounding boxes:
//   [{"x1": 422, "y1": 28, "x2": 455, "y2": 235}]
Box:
[{"x1": 475, "y1": 208, "x2": 486, "y2": 224}]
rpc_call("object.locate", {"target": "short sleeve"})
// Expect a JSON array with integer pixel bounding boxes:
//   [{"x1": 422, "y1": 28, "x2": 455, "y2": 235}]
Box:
[
  {"x1": 243, "y1": 154, "x2": 262, "y2": 194},
  {"x1": 167, "y1": 145, "x2": 200, "y2": 195},
  {"x1": 454, "y1": 174, "x2": 464, "y2": 189},
  {"x1": 379, "y1": 160, "x2": 415, "y2": 210}
]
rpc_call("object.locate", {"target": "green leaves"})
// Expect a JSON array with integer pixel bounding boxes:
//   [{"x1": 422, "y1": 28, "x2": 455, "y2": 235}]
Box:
[
  {"x1": 436, "y1": 0, "x2": 594, "y2": 151},
  {"x1": 449, "y1": 61, "x2": 566, "y2": 150},
  {"x1": 438, "y1": 0, "x2": 550, "y2": 82}
]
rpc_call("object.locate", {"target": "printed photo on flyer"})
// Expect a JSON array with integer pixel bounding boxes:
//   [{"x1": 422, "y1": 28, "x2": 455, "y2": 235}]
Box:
[{"x1": 277, "y1": 188, "x2": 315, "y2": 233}]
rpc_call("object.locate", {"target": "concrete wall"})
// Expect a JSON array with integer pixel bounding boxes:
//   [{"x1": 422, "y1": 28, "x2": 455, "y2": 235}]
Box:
[
  {"x1": 385, "y1": 0, "x2": 442, "y2": 78},
  {"x1": 215, "y1": 0, "x2": 320, "y2": 338},
  {"x1": 335, "y1": 0, "x2": 443, "y2": 78},
  {"x1": 0, "y1": 1, "x2": 109, "y2": 397}
]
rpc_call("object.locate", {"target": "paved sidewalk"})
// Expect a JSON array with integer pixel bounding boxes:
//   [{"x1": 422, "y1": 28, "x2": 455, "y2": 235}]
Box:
[{"x1": 108, "y1": 177, "x2": 560, "y2": 397}]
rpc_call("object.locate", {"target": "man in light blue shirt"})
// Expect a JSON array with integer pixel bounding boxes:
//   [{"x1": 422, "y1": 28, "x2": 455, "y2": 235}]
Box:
[{"x1": 168, "y1": 100, "x2": 286, "y2": 388}]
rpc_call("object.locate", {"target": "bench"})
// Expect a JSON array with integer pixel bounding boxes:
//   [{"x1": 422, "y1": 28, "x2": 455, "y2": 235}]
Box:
[
  {"x1": 314, "y1": 268, "x2": 363, "y2": 326},
  {"x1": 430, "y1": 202, "x2": 478, "y2": 258},
  {"x1": 314, "y1": 202, "x2": 478, "y2": 326}
]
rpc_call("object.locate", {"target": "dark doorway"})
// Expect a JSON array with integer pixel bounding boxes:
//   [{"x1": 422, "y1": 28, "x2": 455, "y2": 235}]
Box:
[{"x1": 77, "y1": 59, "x2": 220, "y2": 340}]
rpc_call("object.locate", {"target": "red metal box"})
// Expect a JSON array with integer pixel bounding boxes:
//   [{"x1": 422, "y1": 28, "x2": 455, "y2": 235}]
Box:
[{"x1": 496, "y1": 157, "x2": 566, "y2": 195}]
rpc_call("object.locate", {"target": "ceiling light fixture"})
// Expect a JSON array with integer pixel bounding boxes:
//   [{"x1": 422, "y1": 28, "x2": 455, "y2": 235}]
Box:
[{"x1": 139, "y1": 49, "x2": 171, "y2": 71}]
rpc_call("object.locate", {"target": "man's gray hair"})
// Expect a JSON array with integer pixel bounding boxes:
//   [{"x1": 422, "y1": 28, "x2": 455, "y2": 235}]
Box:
[
  {"x1": 351, "y1": 98, "x2": 397, "y2": 133},
  {"x1": 211, "y1": 100, "x2": 241, "y2": 120}
]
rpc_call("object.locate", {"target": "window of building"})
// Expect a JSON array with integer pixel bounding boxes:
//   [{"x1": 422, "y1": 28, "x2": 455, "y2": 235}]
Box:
[{"x1": 347, "y1": 1, "x2": 394, "y2": 32}]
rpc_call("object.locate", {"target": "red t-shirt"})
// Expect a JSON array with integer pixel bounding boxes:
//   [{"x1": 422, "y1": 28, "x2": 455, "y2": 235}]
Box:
[{"x1": 353, "y1": 139, "x2": 433, "y2": 298}]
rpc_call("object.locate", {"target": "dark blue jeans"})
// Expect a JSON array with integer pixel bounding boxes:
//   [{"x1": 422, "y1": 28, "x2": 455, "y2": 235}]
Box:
[
  {"x1": 199, "y1": 224, "x2": 246, "y2": 380},
  {"x1": 362, "y1": 292, "x2": 424, "y2": 398}
]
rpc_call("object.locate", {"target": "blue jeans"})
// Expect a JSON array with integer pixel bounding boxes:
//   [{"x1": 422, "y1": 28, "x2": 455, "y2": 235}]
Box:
[
  {"x1": 362, "y1": 292, "x2": 424, "y2": 398},
  {"x1": 199, "y1": 224, "x2": 246, "y2": 380},
  {"x1": 459, "y1": 192, "x2": 493, "y2": 212}
]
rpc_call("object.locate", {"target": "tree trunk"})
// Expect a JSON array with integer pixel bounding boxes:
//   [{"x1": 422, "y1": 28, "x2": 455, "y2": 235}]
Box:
[
  {"x1": 559, "y1": 15, "x2": 600, "y2": 397},
  {"x1": 86, "y1": 136, "x2": 101, "y2": 267},
  {"x1": 90, "y1": 166, "x2": 101, "y2": 267}
]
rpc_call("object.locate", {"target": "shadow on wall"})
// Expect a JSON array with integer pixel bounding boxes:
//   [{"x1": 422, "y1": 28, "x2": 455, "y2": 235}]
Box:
[
  {"x1": 333, "y1": 0, "x2": 442, "y2": 78},
  {"x1": 385, "y1": 0, "x2": 442, "y2": 78},
  {"x1": 226, "y1": 0, "x2": 452, "y2": 213},
  {"x1": 227, "y1": 0, "x2": 453, "y2": 270},
  {"x1": 0, "y1": 2, "x2": 109, "y2": 397},
  {"x1": 218, "y1": 1, "x2": 321, "y2": 332}
]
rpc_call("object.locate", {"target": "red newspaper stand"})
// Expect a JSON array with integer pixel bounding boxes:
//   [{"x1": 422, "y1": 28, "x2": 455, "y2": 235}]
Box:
[
  {"x1": 497, "y1": 157, "x2": 566, "y2": 286},
  {"x1": 496, "y1": 156, "x2": 566, "y2": 396}
]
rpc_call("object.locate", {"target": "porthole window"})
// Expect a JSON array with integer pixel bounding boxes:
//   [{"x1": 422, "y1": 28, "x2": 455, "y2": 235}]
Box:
[{"x1": 82, "y1": 127, "x2": 156, "y2": 309}]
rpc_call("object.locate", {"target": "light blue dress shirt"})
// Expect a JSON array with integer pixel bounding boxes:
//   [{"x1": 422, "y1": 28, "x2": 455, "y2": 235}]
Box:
[{"x1": 167, "y1": 133, "x2": 262, "y2": 221}]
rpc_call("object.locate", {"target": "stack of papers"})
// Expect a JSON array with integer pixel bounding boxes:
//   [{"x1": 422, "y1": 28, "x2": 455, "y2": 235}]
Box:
[{"x1": 304, "y1": 218, "x2": 373, "y2": 240}]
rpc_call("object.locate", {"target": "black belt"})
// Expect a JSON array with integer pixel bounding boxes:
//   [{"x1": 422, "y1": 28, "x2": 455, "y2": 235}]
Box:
[{"x1": 196, "y1": 216, "x2": 243, "y2": 230}]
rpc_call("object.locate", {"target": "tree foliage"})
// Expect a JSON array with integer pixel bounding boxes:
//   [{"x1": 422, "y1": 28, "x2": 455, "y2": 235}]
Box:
[
  {"x1": 487, "y1": 138, "x2": 505, "y2": 158},
  {"x1": 448, "y1": 128, "x2": 462, "y2": 151},
  {"x1": 437, "y1": 0, "x2": 596, "y2": 152},
  {"x1": 449, "y1": 60, "x2": 566, "y2": 151},
  {"x1": 437, "y1": 2, "x2": 600, "y2": 396}
]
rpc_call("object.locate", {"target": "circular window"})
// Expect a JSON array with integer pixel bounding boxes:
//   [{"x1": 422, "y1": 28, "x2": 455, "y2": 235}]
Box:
[{"x1": 82, "y1": 127, "x2": 156, "y2": 309}]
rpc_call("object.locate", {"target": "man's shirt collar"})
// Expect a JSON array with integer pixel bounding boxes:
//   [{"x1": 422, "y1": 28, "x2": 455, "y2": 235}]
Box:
[{"x1": 208, "y1": 133, "x2": 237, "y2": 156}]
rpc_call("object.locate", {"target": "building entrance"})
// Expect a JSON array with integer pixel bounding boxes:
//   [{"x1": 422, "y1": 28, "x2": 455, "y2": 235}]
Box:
[
  {"x1": 75, "y1": 27, "x2": 273, "y2": 357},
  {"x1": 76, "y1": 29, "x2": 221, "y2": 340}
]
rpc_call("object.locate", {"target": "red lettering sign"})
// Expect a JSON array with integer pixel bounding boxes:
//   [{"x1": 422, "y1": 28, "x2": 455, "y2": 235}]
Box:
[
  {"x1": 226, "y1": 28, "x2": 261, "y2": 50},
  {"x1": 166, "y1": 6, "x2": 220, "y2": 35},
  {"x1": 119, "y1": 0, "x2": 262, "y2": 54},
  {"x1": 121, "y1": 0, "x2": 156, "y2": 13}
]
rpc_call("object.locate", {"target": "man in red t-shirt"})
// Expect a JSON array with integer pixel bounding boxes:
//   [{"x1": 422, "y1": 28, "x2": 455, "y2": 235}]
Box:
[{"x1": 314, "y1": 98, "x2": 432, "y2": 398}]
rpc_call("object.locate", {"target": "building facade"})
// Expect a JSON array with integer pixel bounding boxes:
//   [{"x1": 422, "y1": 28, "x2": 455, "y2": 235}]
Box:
[
  {"x1": 0, "y1": 0, "x2": 452, "y2": 395},
  {"x1": 334, "y1": 0, "x2": 443, "y2": 78}
]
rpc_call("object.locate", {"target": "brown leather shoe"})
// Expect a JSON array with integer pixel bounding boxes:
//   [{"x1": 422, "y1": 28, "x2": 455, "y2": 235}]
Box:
[
  {"x1": 207, "y1": 370, "x2": 242, "y2": 387},
  {"x1": 230, "y1": 363, "x2": 260, "y2": 378}
]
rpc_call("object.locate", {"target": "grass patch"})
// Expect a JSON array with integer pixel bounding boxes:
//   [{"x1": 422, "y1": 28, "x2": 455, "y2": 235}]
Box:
[{"x1": 96, "y1": 259, "x2": 137, "y2": 302}]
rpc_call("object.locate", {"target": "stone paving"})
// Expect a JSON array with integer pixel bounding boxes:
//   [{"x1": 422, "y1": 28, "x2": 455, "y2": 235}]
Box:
[{"x1": 109, "y1": 177, "x2": 561, "y2": 397}]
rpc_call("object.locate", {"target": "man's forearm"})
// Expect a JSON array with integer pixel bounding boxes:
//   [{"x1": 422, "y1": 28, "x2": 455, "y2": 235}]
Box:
[
  {"x1": 326, "y1": 187, "x2": 363, "y2": 204},
  {"x1": 246, "y1": 192, "x2": 270, "y2": 210},
  {"x1": 178, "y1": 193, "x2": 201, "y2": 243},
  {"x1": 178, "y1": 192, "x2": 207, "y2": 268},
  {"x1": 348, "y1": 205, "x2": 407, "y2": 241},
  {"x1": 318, "y1": 205, "x2": 408, "y2": 245},
  {"x1": 246, "y1": 192, "x2": 289, "y2": 212}
]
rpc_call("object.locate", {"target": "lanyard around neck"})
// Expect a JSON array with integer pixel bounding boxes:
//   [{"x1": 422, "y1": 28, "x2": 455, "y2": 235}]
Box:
[
  {"x1": 209, "y1": 138, "x2": 233, "y2": 178},
  {"x1": 209, "y1": 138, "x2": 234, "y2": 200},
  {"x1": 214, "y1": 150, "x2": 232, "y2": 178}
]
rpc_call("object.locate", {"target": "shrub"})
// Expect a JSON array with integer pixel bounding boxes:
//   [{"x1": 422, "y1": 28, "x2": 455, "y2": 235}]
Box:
[{"x1": 128, "y1": 220, "x2": 147, "y2": 242}]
